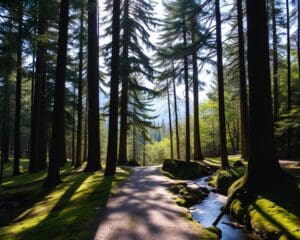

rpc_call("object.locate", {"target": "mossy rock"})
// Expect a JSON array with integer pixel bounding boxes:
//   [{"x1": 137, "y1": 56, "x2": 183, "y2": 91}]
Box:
[
  {"x1": 210, "y1": 167, "x2": 245, "y2": 194},
  {"x1": 233, "y1": 160, "x2": 244, "y2": 167},
  {"x1": 162, "y1": 159, "x2": 208, "y2": 180},
  {"x1": 206, "y1": 226, "x2": 222, "y2": 238},
  {"x1": 171, "y1": 183, "x2": 209, "y2": 208},
  {"x1": 126, "y1": 160, "x2": 140, "y2": 167}
]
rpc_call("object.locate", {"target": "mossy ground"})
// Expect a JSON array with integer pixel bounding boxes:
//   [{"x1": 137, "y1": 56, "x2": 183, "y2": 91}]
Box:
[
  {"x1": 205, "y1": 156, "x2": 246, "y2": 194},
  {"x1": 162, "y1": 159, "x2": 208, "y2": 180},
  {"x1": 168, "y1": 182, "x2": 209, "y2": 208},
  {"x1": 228, "y1": 176, "x2": 300, "y2": 239},
  {"x1": 0, "y1": 159, "x2": 131, "y2": 240}
]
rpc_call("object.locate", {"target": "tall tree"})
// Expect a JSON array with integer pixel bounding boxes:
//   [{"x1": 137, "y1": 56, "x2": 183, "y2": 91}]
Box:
[
  {"x1": 118, "y1": 0, "x2": 130, "y2": 165},
  {"x1": 271, "y1": 0, "x2": 279, "y2": 121},
  {"x1": 105, "y1": 0, "x2": 121, "y2": 176},
  {"x1": 44, "y1": 0, "x2": 70, "y2": 188},
  {"x1": 215, "y1": 0, "x2": 229, "y2": 169},
  {"x1": 13, "y1": 0, "x2": 24, "y2": 175},
  {"x1": 243, "y1": 0, "x2": 283, "y2": 191},
  {"x1": 116, "y1": 0, "x2": 156, "y2": 165},
  {"x1": 86, "y1": 0, "x2": 101, "y2": 171},
  {"x1": 237, "y1": 0, "x2": 249, "y2": 160},
  {"x1": 29, "y1": 0, "x2": 48, "y2": 172},
  {"x1": 191, "y1": 27, "x2": 204, "y2": 161},
  {"x1": 167, "y1": 79, "x2": 174, "y2": 159},
  {"x1": 183, "y1": 16, "x2": 191, "y2": 164},
  {"x1": 75, "y1": 0, "x2": 84, "y2": 168},
  {"x1": 172, "y1": 62, "x2": 181, "y2": 159},
  {"x1": 286, "y1": 0, "x2": 292, "y2": 157}
]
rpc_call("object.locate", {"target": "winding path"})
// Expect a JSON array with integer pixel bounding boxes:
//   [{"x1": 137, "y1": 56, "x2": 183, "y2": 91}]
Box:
[{"x1": 94, "y1": 166, "x2": 200, "y2": 240}]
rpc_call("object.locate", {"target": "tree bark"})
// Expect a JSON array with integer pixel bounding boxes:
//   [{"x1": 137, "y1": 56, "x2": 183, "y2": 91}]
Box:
[
  {"x1": 237, "y1": 0, "x2": 249, "y2": 161},
  {"x1": 271, "y1": 0, "x2": 279, "y2": 121},
  {"x1": 86, "y1": 0, "x2": 101, "y2": 171},
  {"x1": 29, "y1": 1, "x2": 48, "y2": 173},
  {"x1": 286, "y1": 0, "x2": 292, "y2": 158},
  {"x1": 13, "y1": 1, "x2": 23, "y2": 175},
  {"x1": 298, "y1": 0, "x2": 300, "y2": 85},
  {"x1": 183, "y1": 19, "x2": 190, "y2": 164},
  {"x1": 215, "y1": 0, "x2": 229, "y2": 169},
  {"x1": 118, "y1": 0, "x2": 130, "y2": 166},
  {"x1": 44, "y1": 0, "x2": 70, "y2": 188},
  {"x1": 167, "y1": 79, "x2": 174, "y2": 159},
  {"x1": 105, "y1": 0, "x2": 121, "y2": 176},
  {"x1": 75, "y1": 0, "x2": 84, "y2": 168},
  {"x1": 192, "y1": 49, "x2": 204, "y2": 161},
  {"x1": 244, "y1": 0, "x2": 283, "y2": 192},
  {"x1": 71, "y1": 84, "x2": 76, "y2": 166},
  {"x1": 172, "y1": 62, "x2": 181, "y2": 159}
]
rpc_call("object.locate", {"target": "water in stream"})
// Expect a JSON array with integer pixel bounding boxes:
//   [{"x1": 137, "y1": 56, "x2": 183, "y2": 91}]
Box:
[{"x1": 189, "y1": 177, "x2": 259, "y2": 240}]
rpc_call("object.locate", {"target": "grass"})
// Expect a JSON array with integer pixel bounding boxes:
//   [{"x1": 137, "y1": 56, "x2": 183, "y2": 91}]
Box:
[
  {"x1": 0, "y1": 159, "x2": 131, "y2": 240},
  {"x1": 228, "y1": 176, "x2": 300, "y2": 239},
  {"x1": 203, "y1": 155, "x2": 244, "y2": 169}
]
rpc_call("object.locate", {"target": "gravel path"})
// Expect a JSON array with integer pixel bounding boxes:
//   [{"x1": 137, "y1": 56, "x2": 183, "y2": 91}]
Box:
[{"x1": 94, "y1": 166, "x2": 200, "y2": 240}]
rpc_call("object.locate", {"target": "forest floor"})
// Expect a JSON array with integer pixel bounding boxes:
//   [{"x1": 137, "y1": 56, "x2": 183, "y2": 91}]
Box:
[
  {"x1": 93, "y1": 166, "x2": 217, "y2": 240},
  {"x1": 0, "y1": 160, "x2": 131, "y2": 240}
]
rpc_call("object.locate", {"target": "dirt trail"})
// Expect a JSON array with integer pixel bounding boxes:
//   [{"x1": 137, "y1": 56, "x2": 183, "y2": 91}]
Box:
[{"x1": 94, "y1": 166, "x2": 200, "y2": 240}]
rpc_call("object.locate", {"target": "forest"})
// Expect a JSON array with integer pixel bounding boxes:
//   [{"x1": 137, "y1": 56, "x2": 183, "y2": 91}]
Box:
[{"x1": 0, "y1": 0, "x2": 299, "y2": 239}]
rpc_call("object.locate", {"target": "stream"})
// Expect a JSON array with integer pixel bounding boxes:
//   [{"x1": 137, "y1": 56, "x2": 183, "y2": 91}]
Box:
[{"x1": 189, "y1": 176, "x2": 259, "y2": 240}]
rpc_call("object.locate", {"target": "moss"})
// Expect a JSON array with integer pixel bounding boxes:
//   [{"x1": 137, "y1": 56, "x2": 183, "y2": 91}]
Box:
[
  {"x1": 162, "y1": 159, "x2": 208, "y2": 180},
  {"x1": 209, "y1": 167, "x2": 245, "y2": 194},
  {"x1": 228, "y1": 178, "x2": 300, "y2": 240},
  {"x1": 0, "y1": 161, "x2": 131, "y2": 240},
  {"x1": 206, "y1": 226, "x2": 222, "y2": 238},
  {"x1": 170, "y1": 182, "x2": 209, "y2": 208},
  {"x1": 204, "y1": 156, "x2": 245, "y2": 170}
]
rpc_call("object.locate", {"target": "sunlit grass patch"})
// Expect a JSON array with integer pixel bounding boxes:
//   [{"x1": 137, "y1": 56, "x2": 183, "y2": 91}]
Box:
[
  {"x1": 204, "y1": 155, "x2": 245, "y2": 169},
  {"x1": 0, "y1": 160, "x2": 131, "y2": 240}
]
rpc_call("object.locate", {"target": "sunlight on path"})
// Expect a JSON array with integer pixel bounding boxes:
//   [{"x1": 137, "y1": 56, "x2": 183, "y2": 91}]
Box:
[{"x1": 94, "y1": 167, "x2": 205, "y2": 240}]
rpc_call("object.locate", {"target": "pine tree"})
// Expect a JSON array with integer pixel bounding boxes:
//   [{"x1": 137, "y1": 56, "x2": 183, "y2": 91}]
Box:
[
  {"x1": 85, "y1": 0, "x2": 101, "y2": 171},
  {"x1": 44, "y1": 0, "x2": 70, "y2": 188},
  {"x1": 105, "y1": 0, "x2": 121, "y2": 176}
]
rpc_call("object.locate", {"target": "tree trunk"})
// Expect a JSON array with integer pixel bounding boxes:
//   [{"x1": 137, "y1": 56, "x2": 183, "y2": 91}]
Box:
[
  {"x1": 118, "y1": 0, "x2": 130, "y2": 166},
  {"x1": 271, "y1": 0, "x2": 279, "y2": 121},
  {"x1": 44, "y1": 0, "x2": 70, "y2": 188},
  {"x1": 286, "y1": 0, "x2": 292, "y2": 158},
  {"x1": 215, "y1": 0, "x2": 229, "y2": 169},
  {"x1": 83, "y1": 99, "x2": 88, "y2": 162},
  {"x1": 71, "y1": 84, "x2": 76, "y2": 166},
  {"x1": 192, "y1": 49, "x2": 204, "y2": 161},
  {"x1": 105, "y1": 0, "x2": 121, "y2": 176},
  {"x1": 75, "y1": 0, "x2": 84, "y2": 168},
  {"x1": 298, "y1": 0, "x2": 300, "y2": 85},
  {"x1": 167, "y1": 79, "x2": 174, "y2": 159},
  {"x1": 237, "y1": 0, "x2": 249, "y2": 161},
  {"x1": 13, "y1": 1, "x2": 23, "y2": 175},
  {"x1": 183, "y1": 19, "x2": 190, "y2": 164},
  {"x1": 244, "y1": 0, "x2": 283, "y2": 192},
  {"x1": 86, "y1": 0, "x2": 101, "y2": 171},
  {"x1": 1, "y1": 14, "x2": 13, "y2": 169},
  {"x1": 29, "y1": 1, "x2": 48, "y2": 173},
  {"x1": 172, "y1": 61, "x2": 181, "y2": 159}
]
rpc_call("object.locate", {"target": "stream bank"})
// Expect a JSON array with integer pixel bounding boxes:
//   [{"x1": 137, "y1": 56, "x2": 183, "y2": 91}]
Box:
[{"x1": 188, "y1": 176, "x2": 260, "y2": 240}]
